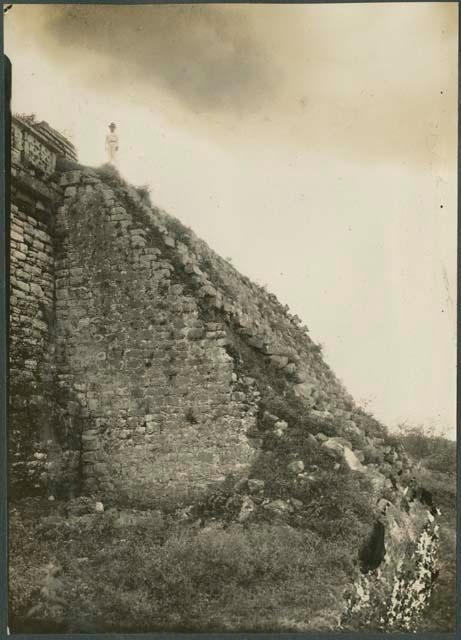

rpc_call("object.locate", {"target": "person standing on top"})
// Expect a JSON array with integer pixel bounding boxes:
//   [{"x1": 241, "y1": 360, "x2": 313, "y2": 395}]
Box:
[{"x1": 105, "y1": 122, "x2": 119, "y2": 165}]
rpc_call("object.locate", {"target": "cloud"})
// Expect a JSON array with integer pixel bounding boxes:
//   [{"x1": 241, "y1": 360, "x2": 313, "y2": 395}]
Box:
[
  {"x1": 10, "y1": 4, "x2": 285, "y2": 112},
  {"x1": 6, "y1": 3, "x2": 458, "y2": 165}
]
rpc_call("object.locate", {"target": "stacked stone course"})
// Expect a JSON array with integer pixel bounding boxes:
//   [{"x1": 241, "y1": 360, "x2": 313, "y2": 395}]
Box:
[
  {"x1": 9, "y1": 203, "x2": 56, "y2": 493},
  {"x1": 9, "y1": 117, "x2": 393, "y2": 502},
  {"x1": 9, "y1": 117, "x2": 79, "y2": 497},
  {"x1": 53, "y1": 170, "x2": 257, "y2": 500}
]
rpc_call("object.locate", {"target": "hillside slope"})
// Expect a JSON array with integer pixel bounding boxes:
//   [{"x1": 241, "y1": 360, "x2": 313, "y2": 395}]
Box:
[{"x1": 9, "y1": 162, "x2": 448, "y2": 633}]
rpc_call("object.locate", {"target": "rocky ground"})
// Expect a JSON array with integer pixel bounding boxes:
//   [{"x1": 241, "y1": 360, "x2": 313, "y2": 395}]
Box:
[{"x1": 9, "y1": 428, "x2": 455, "y2": 633}]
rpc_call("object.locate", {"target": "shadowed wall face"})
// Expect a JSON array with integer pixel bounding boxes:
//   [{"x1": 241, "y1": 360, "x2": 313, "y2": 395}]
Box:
[
  {"x1": 9, "y1": 203, "x2": 55, "y2": 495},
  {"x1": 8, "y1": 120, "x2": 80, "y2": 497}
]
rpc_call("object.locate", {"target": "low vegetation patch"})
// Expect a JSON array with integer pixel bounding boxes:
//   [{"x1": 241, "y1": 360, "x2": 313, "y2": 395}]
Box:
[{"x1": 10, "y1": 498, "x2": 357, "y2": 632}]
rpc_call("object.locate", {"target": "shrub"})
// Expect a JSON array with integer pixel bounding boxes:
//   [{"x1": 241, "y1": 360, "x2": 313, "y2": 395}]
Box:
[
  {"x1": 362, "y1": 445, "x2": 384, "y2": 465},
  {"x1": 164, "y1": 216, "x2": 193, "y2": 243},
  {"x1": 135, "y1": 184, "x2": 151, "y2": 204},
  {"x1": 16, "y1": 112, "x2": 37, "y2": 125},
  {"x1": 94, "y1": 163, "x2": 120, "y2": 182},
  {"x1": 26, "y1": 562, "x2": 67, "y2": 626},
  {"x1": 396, "y1": 424, "x2": 455, "y2": 471},
  {"x1": 347, "y1": 430, "x2": 367, "y2": 450},
  {"x1": 294, "y1": 469, "x2": 375, "y2": 544},
  {"x1": 185, "y1": 407, "x2": 199, "y2": 425}
]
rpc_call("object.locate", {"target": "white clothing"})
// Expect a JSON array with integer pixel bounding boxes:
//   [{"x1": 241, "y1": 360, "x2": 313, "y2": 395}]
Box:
[{"x1": 105, "y1": 132, "x2": 119, "y2": 165}]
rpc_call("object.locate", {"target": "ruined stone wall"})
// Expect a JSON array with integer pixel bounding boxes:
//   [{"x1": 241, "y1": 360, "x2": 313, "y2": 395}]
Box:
[
  {"x1": 11, "y1": 118, "x2": 57, "y2": 177},
  {"x1": 8, "y1": 116, "x2": 385, "y2": 502},
  {"x1": 9, "y1": 203, "x2": 55, "y2": 494},
  {"x1": 53, "y1": 169, "x2": 257, "y2": 502},
  {"x1": 183, "y1": 238, "x2": 351, "y2": 411},
  {"x1": 47, "y1": 164, "x2": 390, "y2": 503},
  {"x1": 9, "y1": 117, "x2": 79, "y2": 497},
  {"x1": 7, "y1": 121, "x2": 442, "y2": 632},
  {"x1": 155, "y1": 203, "x2": 384, "y2": 443}
]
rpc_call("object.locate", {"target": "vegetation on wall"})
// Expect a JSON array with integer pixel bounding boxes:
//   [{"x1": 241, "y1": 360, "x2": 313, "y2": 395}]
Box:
[{"x1": 8, "y1": 161, "x2": 456, "y2": 633}]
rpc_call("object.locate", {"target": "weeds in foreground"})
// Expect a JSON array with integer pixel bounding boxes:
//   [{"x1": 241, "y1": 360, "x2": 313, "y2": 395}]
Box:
[{"x1": 10, "y1": 502, "x2": 354, "y2": 632}]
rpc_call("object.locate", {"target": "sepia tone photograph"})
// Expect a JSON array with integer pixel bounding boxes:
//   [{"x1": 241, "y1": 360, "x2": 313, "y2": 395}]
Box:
[{"x1": 3, "y1": 1, "x2": 458, "y2": 634}]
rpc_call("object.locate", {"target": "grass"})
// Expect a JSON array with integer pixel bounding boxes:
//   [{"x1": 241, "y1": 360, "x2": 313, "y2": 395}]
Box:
[
  {"x1": 9, "y1": 497, "x2": 357, "y2": 633},
  {"x1": 11, "y1": 439, "x2": 455, "y2": 633}
]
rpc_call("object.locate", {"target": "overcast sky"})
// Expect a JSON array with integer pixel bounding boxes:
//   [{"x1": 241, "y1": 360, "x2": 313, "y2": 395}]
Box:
[{"x1": 5, "y1": 3, "x2": 458, "y2": 438}]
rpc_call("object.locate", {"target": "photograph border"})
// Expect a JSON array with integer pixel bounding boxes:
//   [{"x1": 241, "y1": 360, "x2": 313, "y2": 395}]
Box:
[{"x1": 0, "y1": 2, "x2": 459, "y2": 638}]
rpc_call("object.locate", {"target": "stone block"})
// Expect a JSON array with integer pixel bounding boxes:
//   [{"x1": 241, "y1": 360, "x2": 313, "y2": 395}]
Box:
[
  {"x1": 131, "y1": 235, "x2": 146, "y2": 247},
  {"x1": 294, "y1": 381, "x2": 316, "y2": 400},
  {"x1": 306, "y1": 433, "x2": 319, "y2": 449},
  {"x1": 269, "y1": 355, "x2": 289, "y2": 369},
  {"x1": 342, "y1": 446, "x2": 365, "y2": 472},
  {"x1": 11, "y1": 250, "x2": 27, "y2": 262},
  {"x1": 264, "y1": 499, "x2": 292, "y2": 515},
  {"x1": 200, "y1": 284, "x2": 217, "y2": 297},
  {"x1": 82, "y1": 436, "x2": 100, "y2": 451},
  {"x1": 94, "y1": 463, "x2": 108, "y2": 474},
  {"x1": 65, "y1": 186, "x2": 77, "y2": 198},
  {"x1": 287, "y1": 460, "x2": 305, "y2": 474},
  {"x1": 321, "y1": 439, "x2": 344, "y2": 458},
  {"x1": 237, "y1": 496, "x2": 255, "y2": 522},
  {"x1": 187, "y1": 328, "x2": 204, "y2": 340},
  {"x1": 82, "y1": 452, "x2": 98, "y2": 463},
  {"x1": 10, "y1": 230, "x2": 23, "y2": 243},
  {"x1": 29, "y1": 283, "x2": 44, "y2": 297},
  {"x1": 248, "y1": 478, "x2": 265, "y2": 494},
  {"x1": 60, "y1": 171, "x2": 82, "y2": 186}
]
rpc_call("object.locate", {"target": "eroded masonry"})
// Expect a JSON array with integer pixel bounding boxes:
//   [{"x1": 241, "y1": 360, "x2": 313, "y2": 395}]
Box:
[
  {"x1": 9, "y1": 116, "x2": 443, "y2": 631},
  {"x1": 9, "y1": 117, "x2": 416, "y2": 500}
]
